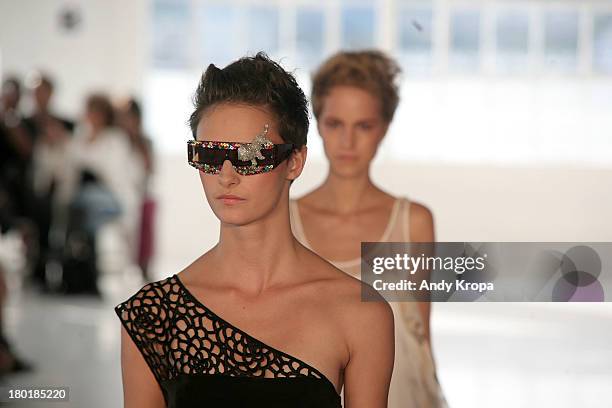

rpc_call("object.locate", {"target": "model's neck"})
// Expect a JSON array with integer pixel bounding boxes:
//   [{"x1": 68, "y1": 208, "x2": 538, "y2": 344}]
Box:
[
  {"x1": 317, "y1": 171, "x2": 378, "y2": 214},
  {"x1": 211, "y1": 200, "x2": 301, "y2": 295}
]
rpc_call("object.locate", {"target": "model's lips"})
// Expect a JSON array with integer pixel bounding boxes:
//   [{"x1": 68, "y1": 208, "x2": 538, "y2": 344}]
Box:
[
  {"x1": 337, "y1": 154, "x2": 358, "y2": 160},
  {"x1": 217, "y1": 194, "x2": 245, "y2": 200},
  {"x1": 217, "y1": 194, "x2": 244, "y2": 200},
  {"x1": 217, "y1": 194, "x2": 245, "y2": 205}
]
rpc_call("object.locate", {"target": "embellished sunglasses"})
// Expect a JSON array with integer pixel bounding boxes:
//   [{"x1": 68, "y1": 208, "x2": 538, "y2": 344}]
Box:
[{"x1": 187, "y1": 124, "x2": 296, "y2": 176}]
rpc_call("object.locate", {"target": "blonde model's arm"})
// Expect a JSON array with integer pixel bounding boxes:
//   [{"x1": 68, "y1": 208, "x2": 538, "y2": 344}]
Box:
[{"x1": 409, "y1": 202, "x2": 435, "y2": 345}]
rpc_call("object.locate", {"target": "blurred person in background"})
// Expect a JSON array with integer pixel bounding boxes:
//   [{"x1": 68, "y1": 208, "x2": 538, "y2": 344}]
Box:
[
  {"x1": 0, "y1": 76, "x2": 39, "y2": 286},
  {"x1": 0, "y1": 77, "x2": 34, "y2": 223},
  {"x1": 57, "y1": 93, "x2": 145, "y2": 294},
  {"x1": 0, "y1": 263, "x2": 33, "y2": 378},
  {"x1": 22, "y1": 72, "x2": 75, "y2": 289},
  {"x1": 0, "y1": 77, "x2": 36, "y2": 373},
  {"x1": 115, "y1": 97, "x2": 155, "y2": 281},
  {"x1": 290, "y1": 50, "x2": 448, "y2": 408},
  {"x1": 23, "y1": 72, "x2": 74, "y2": 136}
]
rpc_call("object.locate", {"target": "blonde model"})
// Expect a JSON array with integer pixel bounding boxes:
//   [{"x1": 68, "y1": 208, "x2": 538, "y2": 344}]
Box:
[{"x1": 290, "y1": 50, "x2": 448, "y2": 408}]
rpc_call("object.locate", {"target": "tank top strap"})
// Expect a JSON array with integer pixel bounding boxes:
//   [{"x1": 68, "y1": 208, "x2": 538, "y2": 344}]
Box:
[
  {"x1": 384, "y1": 196, "x2": 411, "y2": 243},
  {"x1": 401, "y1": 196, "x2": 411, "y2": 242}
]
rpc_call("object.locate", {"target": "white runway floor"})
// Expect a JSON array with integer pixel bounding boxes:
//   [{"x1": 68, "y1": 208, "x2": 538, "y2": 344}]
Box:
[{"x1": 2, "y1": 271, "x2": 611, "y2": 408}]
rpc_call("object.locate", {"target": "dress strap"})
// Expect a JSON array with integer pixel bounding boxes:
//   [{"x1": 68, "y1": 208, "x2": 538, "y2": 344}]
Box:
[
  {"x1": 401, "y1": 197, "x2": 411, "y2": 242},
  {"x1": 289, "y1": 199, "x2": 308, "y2": 247}
]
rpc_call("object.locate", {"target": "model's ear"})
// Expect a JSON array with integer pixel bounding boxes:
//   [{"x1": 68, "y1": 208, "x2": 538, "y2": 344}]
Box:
[{"x1": 287, "y1": 145, "x2": 307, "y2": 182}]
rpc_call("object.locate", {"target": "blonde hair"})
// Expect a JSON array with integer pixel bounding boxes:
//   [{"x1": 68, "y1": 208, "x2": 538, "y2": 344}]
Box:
[{"x1": 311, "y1": 50, "x2": 401, "y2": 122}]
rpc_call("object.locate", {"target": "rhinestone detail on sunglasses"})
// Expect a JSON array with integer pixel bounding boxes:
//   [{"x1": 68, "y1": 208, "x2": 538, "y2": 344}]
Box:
[{"x1": 187, "y1": 124, "x2": 294, "y2": 176}]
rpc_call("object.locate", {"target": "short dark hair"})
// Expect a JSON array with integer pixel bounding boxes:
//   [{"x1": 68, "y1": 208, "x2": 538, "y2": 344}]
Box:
[{"x1": 188, "y1": 52, "x2": 309, "y2": 147}]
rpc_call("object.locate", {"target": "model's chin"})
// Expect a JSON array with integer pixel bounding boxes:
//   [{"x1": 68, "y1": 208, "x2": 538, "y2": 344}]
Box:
[
  {"x1": 212, "y1": 202, "x2": 250, "y2": 222},
  {"x1": 215, "y1": 212, "x2": 250, "y2": 226}
]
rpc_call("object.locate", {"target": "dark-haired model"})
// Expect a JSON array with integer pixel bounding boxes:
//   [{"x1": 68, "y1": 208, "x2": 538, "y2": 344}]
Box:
[
  {"x1": 290, "y1": 50, "x2": 448, "y2": 407},
  {"x1": 115, "y1": 53, "x2": 394, "y2": 408}
]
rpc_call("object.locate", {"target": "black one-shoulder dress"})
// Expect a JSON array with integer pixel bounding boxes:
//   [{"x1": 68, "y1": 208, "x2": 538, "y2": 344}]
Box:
[{"x1": 114, "y1": 274, "x2": 341, "y2": 408}]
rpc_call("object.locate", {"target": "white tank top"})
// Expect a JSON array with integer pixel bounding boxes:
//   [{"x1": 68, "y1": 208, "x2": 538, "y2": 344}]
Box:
[{"x1": 290, "y1": 197, "x2": 448, "y2": 408}]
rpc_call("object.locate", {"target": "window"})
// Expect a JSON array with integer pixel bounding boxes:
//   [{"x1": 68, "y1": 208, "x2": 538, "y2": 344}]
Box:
[
  {"x1": 544, "y1": 10, "x2": 578, "y2": 73},
  {"x1": 450, "y1": 9, "x2": 481, "y2": 72},
  {"x1": 398, "y1": 6, "x2": 433, "y2": 74},
  {"x1": 593, "y1": 13, "x2": 612, "y2": 74},
  {"x1": 199, "y1": 4, "x2": 278, "y2": 68},
  {"x1": 246, "y1": 6, "x2": 279, "y2": 55},
  {"x1": 147, "y1": 0, "x2": 612, "y2": 165},
  {"x1": 296, "y1": 8, "x2": 325, "y2": 69},
  {"x1": 152, "y1": 0, "x2": 192, "y2": 69},
  {"x1": 496, "y1": 10, "x2": 529, "y2": 73},
  {"x1": 199, "y1": 5, "x2": 240, "y2": 67},
  {"x1": 341, "y1": 5, "x2": 375, "y2": 50}
]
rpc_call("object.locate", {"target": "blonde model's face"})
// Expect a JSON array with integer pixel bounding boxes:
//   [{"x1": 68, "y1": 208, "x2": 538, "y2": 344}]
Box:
[
  {"x1": 317, "y1": 85, "x2": 388, "y2": 177},
  {"x1": 196, "y1": 103, "x2": 303, "y2": 226}
]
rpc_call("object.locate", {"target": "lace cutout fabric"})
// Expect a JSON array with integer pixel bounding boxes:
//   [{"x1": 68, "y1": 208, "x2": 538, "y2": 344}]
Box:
[{"x1": 114, "y1": 274, "x2": 335, "y2": 394}]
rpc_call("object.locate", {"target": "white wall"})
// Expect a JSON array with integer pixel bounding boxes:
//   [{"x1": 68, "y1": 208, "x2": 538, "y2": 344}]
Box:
[{"x1": 0, "y1": 0, "x2": 147, "y2": 118}]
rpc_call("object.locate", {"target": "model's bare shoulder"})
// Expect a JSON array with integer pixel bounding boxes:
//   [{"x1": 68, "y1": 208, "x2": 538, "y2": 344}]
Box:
[
  {"x1": 336, "y1": 275, "x2": 393, "y2": 336},
  {"x1": 307, "y1": 258, "x2": 393, "y2": 343},
  {"x1": 327, "y1": 269, "x2": 395, "y2": 407},
  {"x1": 175, "y1": 251, "x2": 215, "y2": 286}
]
